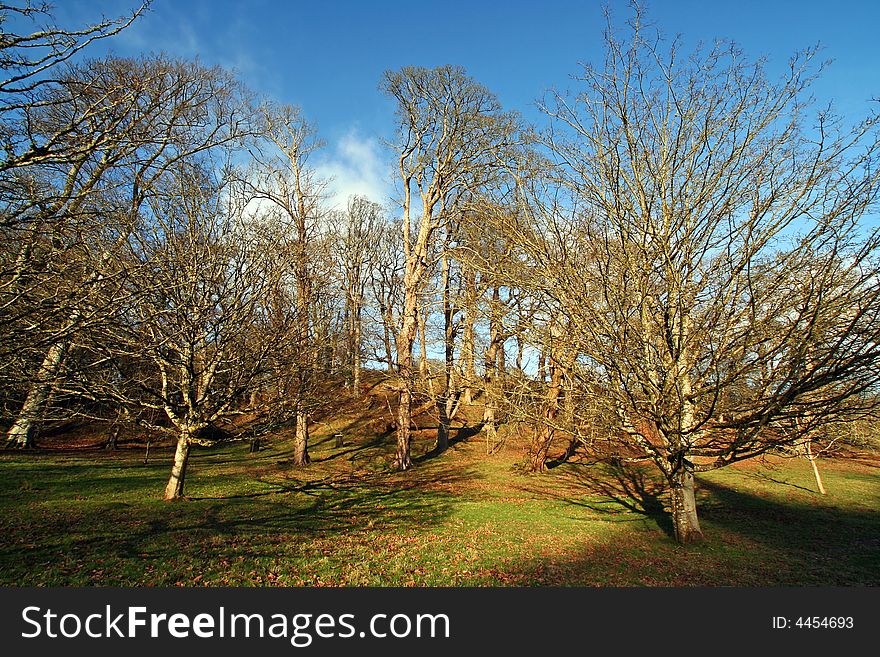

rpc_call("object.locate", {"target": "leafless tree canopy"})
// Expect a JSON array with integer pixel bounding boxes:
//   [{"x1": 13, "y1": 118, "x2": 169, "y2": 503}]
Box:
[{"x1": 475, "y1": 9, "x2": 880, "y2": 542}]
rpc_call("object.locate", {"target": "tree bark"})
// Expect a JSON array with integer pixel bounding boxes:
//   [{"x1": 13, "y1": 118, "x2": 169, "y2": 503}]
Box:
[
  {"x1": 461, "y1": 266, "x2": 477, "y2": 405},
  {"x1": 293, "y1": 409, "x2": 311, "y2": 465},
  {"x1": 396, "y1": 370, "x2": 414, "y2": 469},
  {"x1": 381, "y1": 306, "x2": 396, "y2": 373},
  {"x1": 394, "y1": 215, "x2": 428, "y2": 471},
  {"x1": 482, "y1": 285, "x2": 503, "y2": 445},
  {"x1": 164, "y1": 430, "x2": 191, "y2": 500},
  {"x1": 5, "y1": 339, "x2": 69, "y2": 447},
  {"x1": 670, "y1": 468, "x2": 703, "y2": 544},
  {"x1": 805, "y1": 438, "x2": 827, "y2": 495},
  {"x1": 436, "y1": 251, "x2": 458, "y2": 453},
  {"x1": 529, "y1": 353, "x2": 563, "y2": 472},
  {"x1": 396, "y1": 279, "x2": 417, "y2": 469},
  {"x1": 352, "y1": 305, "x2": 362, "y2": 398},
  {"x1": 436, "y1": 413, "x2": 450, "y2": 453},
  {"x1": 417, "y1": 304, "x2": 429, "y2": 386},
  {"x1": 530, "y1": 427, "x2": 553, "y2": 472}
]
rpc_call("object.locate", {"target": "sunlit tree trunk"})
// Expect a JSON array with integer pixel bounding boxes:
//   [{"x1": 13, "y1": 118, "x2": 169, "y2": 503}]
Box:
[
  {"x1": 669, "y1": 468, "x2": 703, "y2": 544},
  {"x1": 5, "y1": 339, "x2": 70, "y2": 448},
  {"x1": 418, "y1": 303, "x2": 430, "y2": 387},
  {"x1": 482, "y1": 285, "x2": 503, "y2": 444},
  {"x1": 806, "y1": 438, "x2": 827, "y2": 495},
  {"x1": 436, "y1": 253, "x2": 458, "y2": 453},
  {"x1": 352, "y1": 305, "x2": 362, "y2": 398},
  {"x1": 396, "y1": 314, "x2": 417, "y2": 470},
  {"x1": 461, "y1": 266, "x2": 477, "y2": 405},
  {"x1": 293, "y1": 409, "x2": 310, "y2": 465},
  {"x1": 164, "y1": 428, "x2": 192, "y2": 500}
]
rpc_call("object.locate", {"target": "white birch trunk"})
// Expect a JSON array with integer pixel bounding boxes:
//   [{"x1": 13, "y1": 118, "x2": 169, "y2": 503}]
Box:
[
  {"x1": 6, "y1": 339, "x2": 70, "y2": 447},
  {"x1": 164, "y1": 429, "x2": 192, "y2": 500}
]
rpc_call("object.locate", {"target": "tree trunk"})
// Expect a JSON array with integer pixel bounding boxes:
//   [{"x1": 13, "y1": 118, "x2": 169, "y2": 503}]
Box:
[
  {"x1": 530, "y1": 427, "x2": 553, "y2": 472},
  {"x1": 105, "y1": 425, "x2": 121, "y2": 450},
  {"x1": 395, "y1": 253, "x2": 422, "y2": 471},
  {"x1": 396, "y1": 374, "x2": 413, "y2": 469},
  {"x1": 670, "y1": 469, "x2": 703, "y2": 544},
  {"x1": 435, "y1": 252, "x2": 457, "y2": 454},
  {"x1": 382, "y1": 308, "x2": 395, "y2": 373},
  {"x1": 482, "y1": 285, "x2": 503, "y2": 447},
  {"x1": 436, "y1": 414, "x2": 450, "y2": 453},
  {"x1": 293, "y1": 409, "x2": 310, "y2": 465},
  {"x1": 164, "y1": 430, "x2": 191, "y2": 500},
  {"x1": 6, "y1": 339, "x2": 69, "y2": 447},
  {"x1": 395, "y1": 294, "x2": 418, "y2": 469},
  {"x1": 461, "y1": 266, "x2": 477, "y2": 405},
  {"x1": 352, "y1": 305, "x2": 362, "y2": 398},
  {"x1": 436, "y1": 380, "x2": 459, "y2": 454},
  {"x1": 483, "y1": 404, "x2": 497, "y2": 453},
  {"x1": 805, "y1": 438, "x2": 827, "y2": 495},
  {"x1": 529, "y1": 354, "x2": 563, "y2": 472},
  {"x1": 417, "y1": 305, "x2": 429, "y2": 386},
  {"x1": 394, "y1": 156, "x2": 437, "y2": 471}
]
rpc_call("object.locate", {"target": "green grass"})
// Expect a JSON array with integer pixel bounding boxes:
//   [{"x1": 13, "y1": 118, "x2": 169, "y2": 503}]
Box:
[{"x1": 0, "y1": 419, "x2": 877, "y2": 586}]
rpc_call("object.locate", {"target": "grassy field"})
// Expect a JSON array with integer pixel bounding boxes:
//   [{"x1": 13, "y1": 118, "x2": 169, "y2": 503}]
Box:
[{"x1": 0, "y1": 397, "x2": 877, "y2": 587}]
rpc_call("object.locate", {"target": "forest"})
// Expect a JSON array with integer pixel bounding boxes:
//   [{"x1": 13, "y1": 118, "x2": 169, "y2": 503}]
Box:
[{"x1": 1, "y1": 1, "x2": 878, "y2": 586}]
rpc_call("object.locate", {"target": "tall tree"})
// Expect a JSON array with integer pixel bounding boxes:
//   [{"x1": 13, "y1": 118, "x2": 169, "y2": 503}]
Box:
[
  {"x1": 382, "y1": 64, "x2": 517, "y2": 469},
  {"x1": 247, "y1": 103, "x2": 325, "y2": 466},
  {"x1": 81, "y1": 161, "x2": 300, "y2": 499},
  {"x1": 2, "y1": 54, "x2": 255, "y2": 447},
  {"x1": 368, "y1": 218, "x2": 404, "y2": 374},
  {"x1": 331, "y1": 195, "x2": 383, "y2": 398},
  {"x1": 499, "y1": 9, "x2": 880, "y2": 543}
]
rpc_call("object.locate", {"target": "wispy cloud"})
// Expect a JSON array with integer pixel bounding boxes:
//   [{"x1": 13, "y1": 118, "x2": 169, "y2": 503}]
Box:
[
  {"x1": 315, "y1": 129, "x2": 393, "y2": 212},
  {"x1": 78, "y1": 1, "x2": 264, "y2": 86}
]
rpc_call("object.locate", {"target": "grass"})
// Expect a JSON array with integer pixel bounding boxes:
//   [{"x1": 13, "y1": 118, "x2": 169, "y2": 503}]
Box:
[{"x1": 0, "y1": 399, "x2": 878, "y2": 586}]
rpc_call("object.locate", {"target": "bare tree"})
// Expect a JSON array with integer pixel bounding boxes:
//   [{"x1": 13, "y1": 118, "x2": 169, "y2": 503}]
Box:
[
  {"x1": 382, "y1": 64, "x2": 518, "y2": 469},
  {"x1": 246, "y1": 103, "x2": 326, "y2": 466},
  {"x1": 2, "y1": 54, "x2": 255, "y2": 447},
  {"x1": 497, "y1": 9, "x2": 880, "y2": 543},
  {"x1": 368, "y1": 218, "x2": 404, "y2": 374},
  {"x1": 80, "y1": 162, "x2": 300, "y2": 499},
  {"x1": 1, "y1": 1, "x2": 149, "y2": 168},
  {"x1": 0, "y1": 2, "x2": 149, "y2": 236},
  {"x1": 330, "y1": 195, "x2": 383, "y2": 397}
]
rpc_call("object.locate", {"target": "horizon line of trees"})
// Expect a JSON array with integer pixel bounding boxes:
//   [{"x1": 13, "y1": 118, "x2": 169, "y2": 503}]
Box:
[{"x1": 2, "y1": 2, "x2": 879, "y2": 544}]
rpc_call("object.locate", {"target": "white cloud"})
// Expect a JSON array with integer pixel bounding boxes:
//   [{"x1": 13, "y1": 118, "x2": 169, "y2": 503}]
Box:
[{"x1": 315, "y1": 130, "x2": 393, "y2": 212}]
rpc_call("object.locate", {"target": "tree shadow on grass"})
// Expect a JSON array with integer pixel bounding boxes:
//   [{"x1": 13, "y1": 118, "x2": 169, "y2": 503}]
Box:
[
  {"x1": 0, "y1": 452, "x2": 484, "y2": 584},
  {"x1": 696, "y1": 478, "x2": 879, "y2": 568},
  {"x1": 500, "y1": 467, "x2": 879, "y2": 586},
  {"x1": 190, "y1": 468, "x2": 474, "y2": 539},
  {"x1": 414, "y1": 422, "x2": 485, "y2": 463},
  {"x1": 311, "y1": 429, "x2": 392, "y2": 464},
  {"x1": 518, "y1": 459, "x2": 676, "y2": 539},
  {"x1": 739, "y1": 468, "x2": 818, "y2": 494}
]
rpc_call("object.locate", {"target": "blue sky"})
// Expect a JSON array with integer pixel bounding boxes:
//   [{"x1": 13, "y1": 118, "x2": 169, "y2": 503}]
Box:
[{"x1": 35, "y1": 0, "x2": 880, "y2": 207}]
